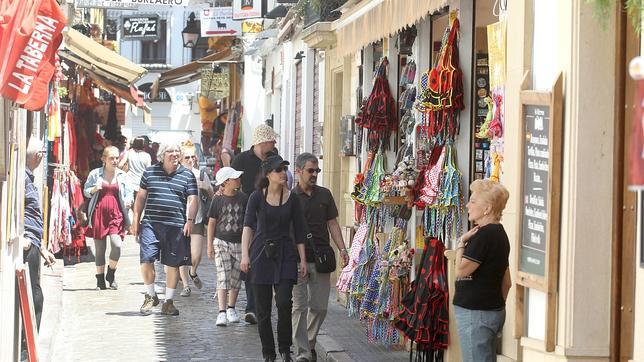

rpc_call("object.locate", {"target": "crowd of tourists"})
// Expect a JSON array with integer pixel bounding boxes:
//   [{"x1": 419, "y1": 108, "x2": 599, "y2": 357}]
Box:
[{"x1": 22, "y1": 123, "x2": 512, "y2": 362}]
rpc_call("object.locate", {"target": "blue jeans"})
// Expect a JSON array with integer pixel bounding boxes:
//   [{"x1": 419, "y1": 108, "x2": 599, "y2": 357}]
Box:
[{"x1": 454, "y1": 305, "x2": 505, "y2": 362}]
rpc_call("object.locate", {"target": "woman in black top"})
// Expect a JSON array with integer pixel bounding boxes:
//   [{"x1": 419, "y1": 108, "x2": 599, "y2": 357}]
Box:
[
  {"x1": 453, "y1": 179, "x2": 511, "y2": 362},
  {"x1": 241, "y1": 154, "x2": 308, "y2": 362}
]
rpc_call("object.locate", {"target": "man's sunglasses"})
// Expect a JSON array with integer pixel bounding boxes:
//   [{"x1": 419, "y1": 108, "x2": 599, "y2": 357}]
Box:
[
  {"x1": 273, "y1": 166, "x2": 288, "y2": 173},
  {"x1": 306, "y1": 168, "x2": 321, "y2": 174}
]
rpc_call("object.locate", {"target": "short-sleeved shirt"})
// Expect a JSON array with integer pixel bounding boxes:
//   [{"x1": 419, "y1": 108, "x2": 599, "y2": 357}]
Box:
[
  {"x1": 139, "y1": 163, "x2": 198, "y2": 228},
  {"x1": 24, "y1": 169, "x2": 43, "y2": 248},
  {"x1": 243, "y1": 189, "x2": 309, "y2": 285},
  {"x1": 231, "y1": 147, "x2": 262, "y2": 196},
  {"x1": 293, "y1": 185, "x2": 339, "y2": 263},
  {"x1": 453, "y1": 223, "x2": 510, "y2": 310},
  {"x1": 208, "y1": 192, "x2": 248, "y2": 243}
]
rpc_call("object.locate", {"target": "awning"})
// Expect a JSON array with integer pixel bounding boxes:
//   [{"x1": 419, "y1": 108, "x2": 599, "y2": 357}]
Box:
[
  {"x1": 60, "y1": 27, "x2": 147, "y2": 85},
  {"x1": 157, "y1": 48, "x2": 236, "y2": 88},
  {"x1": 85, "y1": 71, "x2": 146, "y2": 109},
  {"x1": 334, "y1": 0, "x2": 447, "y2": 56}
]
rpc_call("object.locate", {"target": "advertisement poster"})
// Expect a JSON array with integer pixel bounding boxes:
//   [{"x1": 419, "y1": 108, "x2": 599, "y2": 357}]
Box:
[
  {"x1": 201, "y1": 7, "x2": 242, "y2": 37},
  {"x1": 233, "y1": 0, "x2": 263, "y2": 20},
  {"x1": 122, "y1": 15, "x2": 159, "y2": 39},
  {"x1": 487, "y1": 20, "x2": 507, "y2": 90}
]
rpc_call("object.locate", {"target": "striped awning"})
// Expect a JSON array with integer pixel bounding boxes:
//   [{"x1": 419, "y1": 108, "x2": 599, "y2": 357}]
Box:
[{"x1": 334, "y1": 0, "x2": 447, "y2": 56}]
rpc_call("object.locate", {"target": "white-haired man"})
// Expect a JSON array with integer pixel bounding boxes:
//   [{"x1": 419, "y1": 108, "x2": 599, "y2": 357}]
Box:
[
  {"x1": 21, "y1": 137, "x2": 56, "y2": 344},
  {"x1": 132, "y1": 141, "x2": 198, "y2": 316}
]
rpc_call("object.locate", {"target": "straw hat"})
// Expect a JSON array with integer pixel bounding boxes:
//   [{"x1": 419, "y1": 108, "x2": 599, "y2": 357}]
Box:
[{"x1": 252, "y1": 124, "x2": 279, "y2": 145}]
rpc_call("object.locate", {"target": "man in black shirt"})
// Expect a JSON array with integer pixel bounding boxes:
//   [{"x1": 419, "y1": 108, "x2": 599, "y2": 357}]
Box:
[
  {"x1": 291, "y1": 153, "x2": 348, "y2": 362},
  {"x1": 231, "y1": 123, "x2": 279, "y2": 324}
]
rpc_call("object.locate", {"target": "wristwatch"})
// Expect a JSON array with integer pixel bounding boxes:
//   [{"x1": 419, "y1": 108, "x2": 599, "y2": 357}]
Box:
[{"x1": 187, "y1": 218, "x2": 194, "y2": 222}]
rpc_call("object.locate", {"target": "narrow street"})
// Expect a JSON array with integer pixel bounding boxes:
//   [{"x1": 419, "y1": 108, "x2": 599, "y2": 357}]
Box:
[
  {"x1": 51, "y1": 236, "x2": 263, "y2": 361},
  {"x1": 48, "y1": 237, "x2": 408, "y2": 361}
]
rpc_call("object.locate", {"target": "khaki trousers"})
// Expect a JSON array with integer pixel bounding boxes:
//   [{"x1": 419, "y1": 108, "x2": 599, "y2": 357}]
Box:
[{"x1": 292, "y1": 262, "x2": 331, "y2": 361}]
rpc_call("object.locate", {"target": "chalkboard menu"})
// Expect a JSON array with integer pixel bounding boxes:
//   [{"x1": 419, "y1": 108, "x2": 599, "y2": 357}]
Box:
[
  {"x1": 515, "y1": 77, "x2": 563, "y2": 293},
  {"x1": 520, "y1": 104, "x2": 550, "y2": 276},
  {"x1": 514, "y1": 74, "x2": 562, "y2": 353}
]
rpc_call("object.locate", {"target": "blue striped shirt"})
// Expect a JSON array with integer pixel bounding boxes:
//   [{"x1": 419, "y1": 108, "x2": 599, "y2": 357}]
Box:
[
  {"x1": 24, "y1": 169, "x2": 43, "y2": 248},
  {"x1": 140, "y1": 163, "x2": 198, "y2": 227}
]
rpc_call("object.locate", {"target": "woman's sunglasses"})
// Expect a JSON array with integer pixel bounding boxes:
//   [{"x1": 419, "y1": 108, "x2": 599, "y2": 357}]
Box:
[
  {"x1": 184, "y1": 155, "x2": 197, "y2": 160},
  {"x1": 306, "y1": 168, "x2": 321, "y2": 174},
  {"x1": 273, "y1": 166, "x2": 288, "y2": 173}
]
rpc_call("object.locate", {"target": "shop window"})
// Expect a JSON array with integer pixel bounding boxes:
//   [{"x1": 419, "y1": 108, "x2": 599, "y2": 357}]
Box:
[{"x1": 140, "y1": 19, "x2": 167, "y2": 64}]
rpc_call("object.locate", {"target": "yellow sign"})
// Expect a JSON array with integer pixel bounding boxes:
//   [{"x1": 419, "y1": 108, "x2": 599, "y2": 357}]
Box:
[
  {"x1": 242, "y1": 20, "x2": 263, "y2": 34},
  {"x1": 201, "y1": 68, "x2": 230, "y2": 100},
  {"x1": 487, "y1": 20, "x2": 507, "y2": 89}
]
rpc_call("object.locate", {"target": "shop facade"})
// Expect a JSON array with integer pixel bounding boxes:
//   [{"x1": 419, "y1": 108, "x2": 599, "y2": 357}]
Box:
[{"x1": 305, "y1": 0, "x2": 641, "y2": 361}]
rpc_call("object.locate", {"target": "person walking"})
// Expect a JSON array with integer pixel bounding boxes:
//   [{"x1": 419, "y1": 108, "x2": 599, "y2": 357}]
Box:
[
  {"x1": 453, "y1": 179, "x2": 512, "y2": 362},
  {"x1": 122, "y1": 137, "x2": 151, "y2": 201},
  {"x1": 132, "y1": 141, "x2": 198, "y2": 316},
  {"x1": 84, "y1": 146, "x2": 133, "y2": 290},
  {"x1": 178, "y1": 142, "x2": 214, "y2": 297},
  {"x1": 20, "y1": 138, "x2": 56, "y2": 340},
  {"x1": 207, "y1": 167, "x2": 247, "y2": 326},
  {"x1": 232, "y1": 123, "x2": 280, "y2": 324},
  {"x1": 291, "y1": 153, "x2": 349, "y2": 362},
  {"x1": 240, "y1": 154, "x2": 308, "y2": 362}
]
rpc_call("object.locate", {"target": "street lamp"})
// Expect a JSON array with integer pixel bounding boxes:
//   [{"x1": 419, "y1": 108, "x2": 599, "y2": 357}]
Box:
[{"x1": 182, "y1": 12, "x2": 200, "y2": 48}]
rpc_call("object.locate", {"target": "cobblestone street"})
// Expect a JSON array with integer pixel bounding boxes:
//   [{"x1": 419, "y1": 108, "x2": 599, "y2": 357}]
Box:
[
  {"x1": 46, "y1": 237, "x2": 408, "y2": 362},
  {"x1": 51, "y1": 236, "x2": 262, "y2": 361}
]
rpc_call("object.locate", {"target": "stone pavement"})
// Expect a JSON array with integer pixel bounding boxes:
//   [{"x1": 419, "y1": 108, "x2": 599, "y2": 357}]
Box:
[{"x1": 42, "y1": 236, "x2": 408, "y2": 361}]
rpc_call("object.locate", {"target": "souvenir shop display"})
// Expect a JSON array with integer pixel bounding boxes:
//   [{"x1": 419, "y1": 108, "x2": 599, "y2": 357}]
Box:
[
  {"x1": 340, "y1": 15, "x2": 464, "y2": 356},
  {"x1": 394, "y1": 238, "x2": 448, "y2": 362},
  {"x1": 355, "y1": 57, "x2": 398, "y2": 152}
]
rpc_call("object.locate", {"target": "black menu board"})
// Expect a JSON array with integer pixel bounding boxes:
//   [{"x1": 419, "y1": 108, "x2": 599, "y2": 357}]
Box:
[{"x1": 520, "y1": 104, "x2": 550, "y2": 276}]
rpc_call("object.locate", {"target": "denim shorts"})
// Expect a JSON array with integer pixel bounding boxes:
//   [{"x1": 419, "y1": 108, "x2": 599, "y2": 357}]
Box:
[
  {"x1": 454, "y1": 305, "x2": 506, "y2": 362},
  {"x1": 139, "y1": 221, "x2": 191, "y2": 267}
]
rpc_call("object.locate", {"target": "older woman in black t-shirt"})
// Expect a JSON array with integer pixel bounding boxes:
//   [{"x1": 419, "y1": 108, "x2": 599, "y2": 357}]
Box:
[
  {"x1": 453, "y1": 179, "x2": 511, "y2": 362},
  {"x1": 240, "y1": 154, "x2": 308, "y2": 362}
]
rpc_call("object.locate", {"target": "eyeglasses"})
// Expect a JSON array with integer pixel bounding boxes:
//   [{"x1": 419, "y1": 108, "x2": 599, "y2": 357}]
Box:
[
  {"x1": 273, "y1": 166, "x2": 288, "y2": 173},
  {"x1": 184, "y1": 155, "x2": 197, "y2": 160},
  {"x1": 306, "y1": 168, "x2": 321, "y2": 174}
]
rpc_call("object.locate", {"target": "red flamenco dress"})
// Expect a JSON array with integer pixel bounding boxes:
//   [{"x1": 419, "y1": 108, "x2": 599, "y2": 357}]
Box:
[{"x1": 90, "y1": 182, "x2": 125, "y2": 240}]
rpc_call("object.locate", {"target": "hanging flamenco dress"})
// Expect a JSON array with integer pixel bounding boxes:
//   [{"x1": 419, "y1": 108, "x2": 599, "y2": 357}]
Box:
[
  {"x1": 337, "y1": 222, "x2": 370, "y2": 293},
  {"x1": 394, "y1": 238, "x2": 448, "y2": 362}
]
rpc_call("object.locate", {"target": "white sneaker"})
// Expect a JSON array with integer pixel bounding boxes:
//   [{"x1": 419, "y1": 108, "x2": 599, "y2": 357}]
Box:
[
  {"x1": 227, "y1": 308, "x2": 240, "y2": 323},
  {"x1": 216, "y1": 312, "x2": 227, "y2": 326}
]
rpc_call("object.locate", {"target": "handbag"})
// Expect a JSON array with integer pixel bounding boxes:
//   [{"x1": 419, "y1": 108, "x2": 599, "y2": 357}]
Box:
[{"x1": 307, "y1": 235, "x2": 336, "y2": 274}]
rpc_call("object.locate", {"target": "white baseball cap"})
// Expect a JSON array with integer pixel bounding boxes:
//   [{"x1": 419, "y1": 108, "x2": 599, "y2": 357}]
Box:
[{"x1": 215, "y1": 167, "x2": 243, "y2": 186}]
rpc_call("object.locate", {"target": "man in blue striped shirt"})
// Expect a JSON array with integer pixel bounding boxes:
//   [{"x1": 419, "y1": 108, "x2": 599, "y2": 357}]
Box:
[{"x1": 132, "y1": 141, "x2": 198, "y2": 316}]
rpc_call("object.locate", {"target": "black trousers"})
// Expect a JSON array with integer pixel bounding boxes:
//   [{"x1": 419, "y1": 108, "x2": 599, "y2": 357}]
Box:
[
  {"x1": 253, "y1": 281, "x2": 294, "y2": 358},
  {"x1": 23, "y1": 246, "x2": 43, "y2": 330}
]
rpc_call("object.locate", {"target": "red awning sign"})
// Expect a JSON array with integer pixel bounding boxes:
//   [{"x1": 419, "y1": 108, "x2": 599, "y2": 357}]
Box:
[{"x1": 0, "y1": 0, "x2": 65, "y2": 111}]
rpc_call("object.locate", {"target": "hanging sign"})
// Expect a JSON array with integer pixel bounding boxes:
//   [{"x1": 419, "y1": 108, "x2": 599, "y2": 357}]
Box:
[
  {"x1": 74, "y1": 0, "x2": 137, "y2": 9},
  {"x1": 80, "y1": 0, "x2": 191, "y2": 6},
  {"x1": 201, "y1": 8, "x2": 242, "y2": 37},
  {"x1": 0, "y1": 0, "x2": 66, "y2": 111},
  {"x1": 201, "y1": 67, "x2": 230, "y2": 100},
  {"x1": 242, "y1": 20, "x2": 263, "y2": 34},
  {"x1": 122, "y1": 15, "x2": 159, "y2": 39},
  {"x1": 233, "y1": 0, "x2": 264, "y2": 20}
]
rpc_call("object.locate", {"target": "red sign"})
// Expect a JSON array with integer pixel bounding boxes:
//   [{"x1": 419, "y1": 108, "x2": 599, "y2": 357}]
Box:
[{"x1": 0, "y1": 0, "x2": 66, "y2": 111}]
